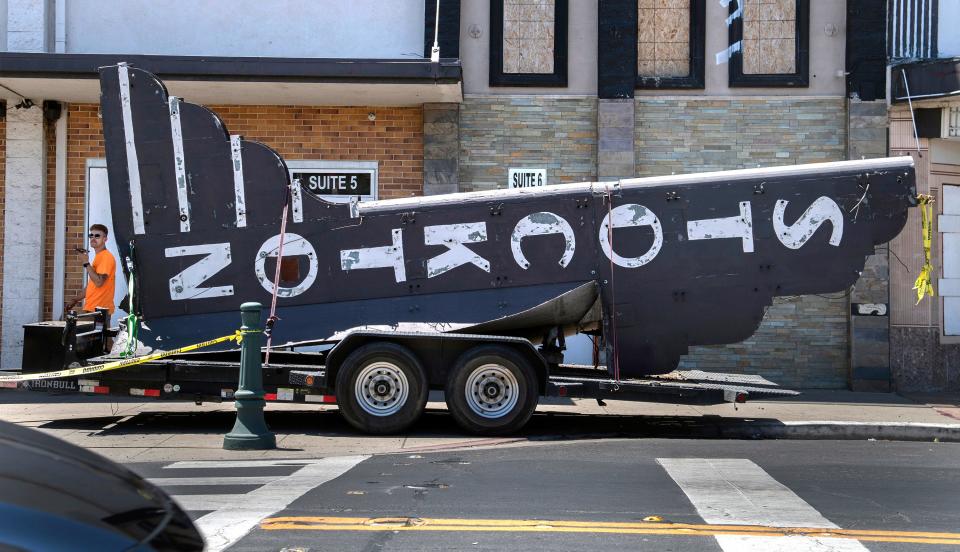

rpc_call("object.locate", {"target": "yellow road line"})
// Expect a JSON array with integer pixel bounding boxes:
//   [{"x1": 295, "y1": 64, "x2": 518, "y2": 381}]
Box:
[{"x1": 259, "y1": 516, "x2": 960, "y2": 546}]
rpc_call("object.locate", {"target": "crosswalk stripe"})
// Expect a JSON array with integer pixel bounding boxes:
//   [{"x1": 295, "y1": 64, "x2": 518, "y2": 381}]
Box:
[
  {"x1": 713, "y1": 535, "x2": 867, "y2": 551},
  {"x1": 150, "y1": 476, "x2": 282, "y2": 486},
  {"x1": 194, "y1": 455, "x2": 368, "y2": 552},
  {"x1": 171, "y1": 494, "x2": 244, "y2": 511},
  {"x1": 657, "y1": 458, "x2": 835, "y2": 528},
  {"x1": 658, "y1": 458, "x2": 869, "y2": 552},
  {"x1": 164, "y1": 459, "x2": 331, "y2": 469}
]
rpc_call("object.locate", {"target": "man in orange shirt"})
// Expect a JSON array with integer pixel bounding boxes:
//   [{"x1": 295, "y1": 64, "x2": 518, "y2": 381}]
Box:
[{"x1": 76, "y1": 223, "x2": 117, "y2": 315}]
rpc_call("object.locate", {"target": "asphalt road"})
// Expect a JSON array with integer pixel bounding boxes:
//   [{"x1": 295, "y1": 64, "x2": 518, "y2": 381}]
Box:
[{"x1": 128, "y1": 439, "x2": 960, "y2": 552}]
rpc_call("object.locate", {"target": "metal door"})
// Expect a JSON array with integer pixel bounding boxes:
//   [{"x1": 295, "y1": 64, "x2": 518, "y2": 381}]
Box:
[{"x1": 85, "y1": 160, "x2": 129, "y2": 325}]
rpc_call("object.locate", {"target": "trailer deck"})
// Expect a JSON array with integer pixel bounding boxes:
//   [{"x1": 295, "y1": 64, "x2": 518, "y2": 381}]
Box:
[{"x1": 16, "y1": 347, "x2": 796, "y2": 407}]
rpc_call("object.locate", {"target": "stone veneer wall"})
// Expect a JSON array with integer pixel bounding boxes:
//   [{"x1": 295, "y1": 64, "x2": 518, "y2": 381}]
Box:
[
  {"x1": 846, "y1": 100, "x2": 892, "y2": 391},
  {"x1": 459, "y1": 95, "x2": 597, "y2": 192},
  {"x1": 423, "y1": 103, "x2": 460, "y2": 196},
  {"x1": 635, "y1": 97, "x2": 845, "y2": 176},
  {"x1": 635, "y1": 97, "x2": 849, "y2": 388}
]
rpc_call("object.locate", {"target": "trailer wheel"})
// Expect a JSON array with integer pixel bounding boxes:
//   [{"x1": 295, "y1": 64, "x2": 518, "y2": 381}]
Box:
[
  {"x1": 335, "y1": 342, "x2": 428, "y2": 434},
  {"x1": 445, "y1": 345, "x2": 538, "y2": 435}
]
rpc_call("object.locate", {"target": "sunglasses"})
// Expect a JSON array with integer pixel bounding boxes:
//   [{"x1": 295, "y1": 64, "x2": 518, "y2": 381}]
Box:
[{"x1": 88, "y1": 233, "x2": 103, "y2": 239}]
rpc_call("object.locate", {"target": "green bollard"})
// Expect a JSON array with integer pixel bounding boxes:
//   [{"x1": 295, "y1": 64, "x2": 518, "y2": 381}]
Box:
[{"x1": 223, "y1": 302, "x2": 276, "y2": 450}]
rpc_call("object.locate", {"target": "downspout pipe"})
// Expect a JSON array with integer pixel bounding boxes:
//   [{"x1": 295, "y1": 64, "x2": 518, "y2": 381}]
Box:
[{"x1": 52, "y1": 108, "x2": 67, "y2": 320}]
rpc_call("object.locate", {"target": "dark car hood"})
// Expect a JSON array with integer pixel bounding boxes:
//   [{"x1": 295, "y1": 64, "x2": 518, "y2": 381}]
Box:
[{"x1": 0, "y1": 419, "x2": 202, "y2": 550}]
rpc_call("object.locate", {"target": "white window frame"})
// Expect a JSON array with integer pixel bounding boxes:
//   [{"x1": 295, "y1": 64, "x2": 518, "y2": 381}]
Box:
[
  {"x1": 84, "y1": 158, "x2": 129, "y2": 325},
  {"x1": 940, "y1": 182, "x2": 960, "y2": 344},
  {"x1": 286, "y1": 160, "x2": 378, "y2": 204}
]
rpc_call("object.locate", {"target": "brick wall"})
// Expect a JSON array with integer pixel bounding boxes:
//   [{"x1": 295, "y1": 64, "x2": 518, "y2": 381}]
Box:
[
  {"x1": 210, "y1": 105, "x2": 423, "y2": 200},
  {"x1": 635, "y1": 97, "x2": 850, "y2": 388},
  {"x1": 44, "y1": 103, "x2": 424, "y2": 317},
  {"x1": 459, "y1": 95, "x2": 597, "y2": 191},
  {"x1": 42, "y1": 119, "x2": 57, "y2": 320},
  {"x1": 53, "y1": 105, "x2": 104, "y2": 318}
]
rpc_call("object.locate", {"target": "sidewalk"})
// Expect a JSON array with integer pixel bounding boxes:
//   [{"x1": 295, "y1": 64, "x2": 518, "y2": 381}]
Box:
[{"x1": 0, "y1": 388, "x2": 957, "y2": 464}]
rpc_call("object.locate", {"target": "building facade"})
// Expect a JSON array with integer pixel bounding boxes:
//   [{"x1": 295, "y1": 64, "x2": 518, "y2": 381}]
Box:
[
  {"x1": 885, "y1": 0, "x2": 960, "y2": 391},
  {"x1": 0, "y1": 0, "x2": 953, "y2": 390},
  {"x1": 0, "y1": 0, "x2": 461, "y2": 370}
]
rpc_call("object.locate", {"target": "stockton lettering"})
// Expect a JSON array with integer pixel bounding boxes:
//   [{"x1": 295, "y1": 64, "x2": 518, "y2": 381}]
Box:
[{"x1": 165, "y1": 197, "x2": 843, "y2": 301}]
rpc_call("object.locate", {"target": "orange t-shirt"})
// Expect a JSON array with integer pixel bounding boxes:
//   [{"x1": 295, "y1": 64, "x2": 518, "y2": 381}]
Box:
[{"x1": 83, "y1": 249, "x2": 117, "y2": 314}]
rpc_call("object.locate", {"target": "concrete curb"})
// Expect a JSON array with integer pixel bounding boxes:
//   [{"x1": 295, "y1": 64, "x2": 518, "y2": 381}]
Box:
[{"x1": 711, "y1": 421, "x2": 960, "y2": 442}]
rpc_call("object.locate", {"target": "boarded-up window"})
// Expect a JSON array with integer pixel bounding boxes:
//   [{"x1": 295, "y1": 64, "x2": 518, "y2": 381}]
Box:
[
  {"x1": 741, "y1": 0, "x2": 797, "y2": 75},
  {"x1": 637, "y1": 0, "x2": 691, "y2": 78},
  {"x1": 503, "y1": 0, "x2": 556, "y2": 74}
]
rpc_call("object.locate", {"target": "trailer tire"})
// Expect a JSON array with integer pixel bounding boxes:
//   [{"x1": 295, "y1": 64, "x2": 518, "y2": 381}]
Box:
[
  {"x1": 445, "y1": 345, "x2": 538, "y2": 435},
  {"x1": 335, "y1": 342, "x2": 428, "y2": 435}
]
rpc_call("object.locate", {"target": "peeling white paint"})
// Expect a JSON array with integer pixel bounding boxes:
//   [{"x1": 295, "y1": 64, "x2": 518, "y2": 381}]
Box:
[
  {"x1": 715, "y1": 40, "x2": 741, "y2": 64},
  {"x1": 773, "y1": 196, "x2": 844, "y2": 249},
  {"x1": 168, "y1": 97, "x2": 190, "y2": 232},
  {"x1": 726, "y1": 5, "x2": 742, "y2": 25},
  {"x1": 355, "y1": 158, "x2": 913, "y2": 215},
  {"x1": 424, "y1": 222, "x2": 490, "y2": 278},
  {"x1": 290, "y1": 178, "x2": 304, "y2": 223},
  {"x1": 511, "y1": 212, "x2": 576, "y2": 269},
  {"x1": 254, "y1": 233, "x2": 318, "y2": 297},
  {"x1": 165, "y1": 243, "x2": 234, "y2": 300},
  {"x1": 599, "y1": 204, "x2": 663, "y2": 268},
  {"x1": 349, "y1": 196, "x2": 360, "y2": 219},
  {"x1": 687, "y1": 201, "x2": 754, "y2": 253},
  {"x1": 340, "y1": 229, "x2": 406, "y2": 282},
  {"x1": 230, "y1": 135, "x2": 247, "y2": 228},
  {"x1": 118, "y1": 64, "x2": 146, "y2": 235}
]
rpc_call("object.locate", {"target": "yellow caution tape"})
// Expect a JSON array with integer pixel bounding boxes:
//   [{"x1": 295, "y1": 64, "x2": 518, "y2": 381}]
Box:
[
  {"x1": 913, "y1": 194, "x2": 935, "y2": 304},
  {"x1": 0, "y1": 329, "x2": 256, "y2": 383}
]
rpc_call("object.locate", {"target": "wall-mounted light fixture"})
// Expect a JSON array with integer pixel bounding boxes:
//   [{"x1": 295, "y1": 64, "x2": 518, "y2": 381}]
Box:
[{"x1": 43, "y1": 100, "x2": 62, "y2": 122}]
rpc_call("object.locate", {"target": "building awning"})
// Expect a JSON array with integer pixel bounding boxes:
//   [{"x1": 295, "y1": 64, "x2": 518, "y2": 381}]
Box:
[
  {"x1": 0, "y1": 52, "x2": 462, "y2": 106},
  {"x1": 890, "y1": 57, "x2": 960, "y2": 103}
]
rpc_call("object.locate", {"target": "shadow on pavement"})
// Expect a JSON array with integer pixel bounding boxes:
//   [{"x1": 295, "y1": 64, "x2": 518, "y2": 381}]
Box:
[
  {"x1": 0, "y1": 391, "x2": 145, "y2": 404},
  {"x1": 35, "y1": 408, "x2": 788, "y2": 442},
  {"x1": 752, "y1": 390, "x2": 928, "y2": 406}
]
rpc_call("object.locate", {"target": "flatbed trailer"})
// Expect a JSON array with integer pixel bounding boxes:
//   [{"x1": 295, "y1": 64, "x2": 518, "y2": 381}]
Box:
[{"x1": 16, "y1": 328, "x2": 797, "y2": 435}]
